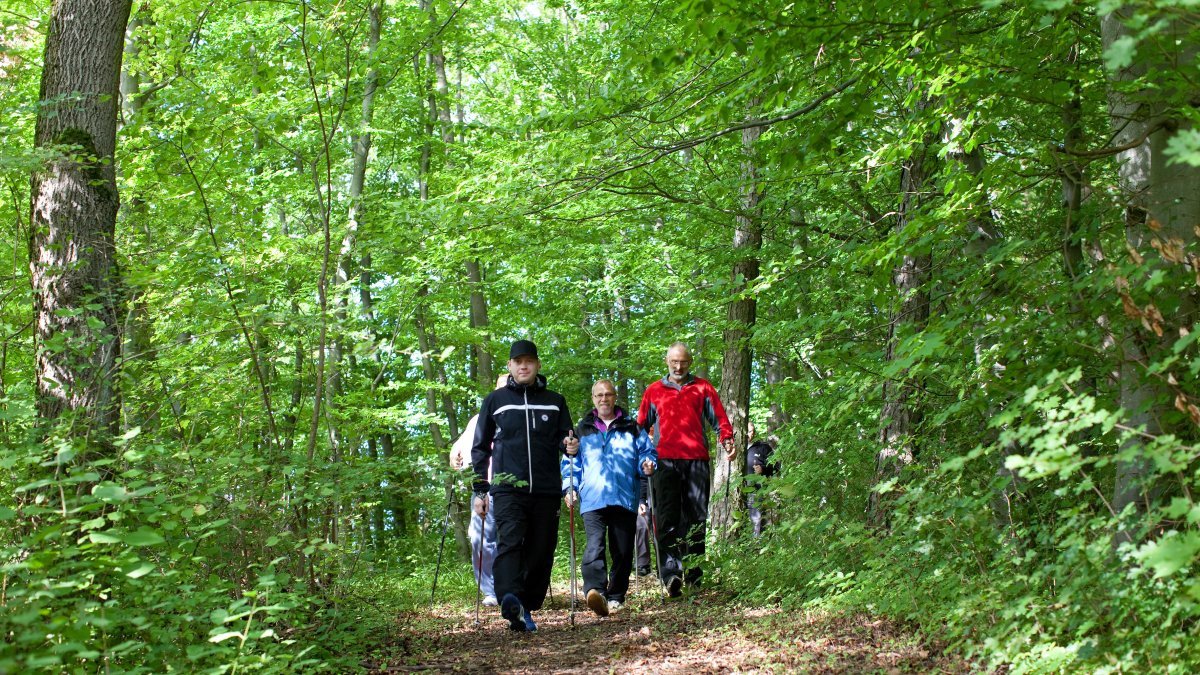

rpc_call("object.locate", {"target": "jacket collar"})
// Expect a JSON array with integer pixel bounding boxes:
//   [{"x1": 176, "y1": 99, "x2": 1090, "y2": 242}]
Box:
[
  {"x1": 589, "y1": 406, "x2": 625, "y2": 431},
  {"x1": 660, "y1": 373, "x2": 696, "y2": 390},
  {"x1": 582, "y1": 406, "x2": 630, "y2": 431},
  {"x1": 506, "y1": 373, "x2": 547, "y2": 393}
]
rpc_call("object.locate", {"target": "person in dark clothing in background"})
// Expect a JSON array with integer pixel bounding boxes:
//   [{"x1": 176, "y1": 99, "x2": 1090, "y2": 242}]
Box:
[
  {"x1": 745, "y1": 421, "x2": 779, "y2": 537},
  {"x1": 472, "y1": 340, "x2": 579, "y2": 632}
]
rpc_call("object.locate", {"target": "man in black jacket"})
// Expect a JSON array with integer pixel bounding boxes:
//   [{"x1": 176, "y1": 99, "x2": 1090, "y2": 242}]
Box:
[{"x1": 472, "y1": 340, "x2": 578, "y2": 632}]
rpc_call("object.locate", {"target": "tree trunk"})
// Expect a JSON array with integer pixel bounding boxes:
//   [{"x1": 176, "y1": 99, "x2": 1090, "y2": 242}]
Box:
[
  {"x1": 1103, "y1": 9, "x2": 1200, "y2": 546},
  {"x1": 944, "y1": 117, "x2": 1026, "y2": 534},
  {"x1": 867, "y1": 113, "x2": 937, "y2": 530},
  {"x1": 328, "y1": 0, "x2": 384, "y2": 549},
  {"x1": 1061, "y1": 82, "x2": 1088, "y2": 285},
  {"x1": 712, "y1": 111, "x2": 763, "y2": 538},
  {"x1": 415, "y1": 285, "x2": 448, "y2": 452},
  {"x1": 117, "y1": 10, "x2": 159, "y2": 435},
  {"x1": 466, "y1": 259, "x2": 494, "y2": 390},
  {"x1": 764, "y1": 352, "x2": 796, "y2": 433},
  {"x1": 419, "y1": 6, "x2": 471, "y2": 556},
  {"x1": 616, "y1": 293, "x2": 631, "y2": 405},
  {"x1": 30, "y1": 0, "x2": 133, "y2": 448}
]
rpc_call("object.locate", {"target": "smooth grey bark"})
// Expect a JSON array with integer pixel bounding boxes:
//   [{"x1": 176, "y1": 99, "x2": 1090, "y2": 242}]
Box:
[
  {"x1": 616, "y1": 293, "x2": 631, "y2": 405},
  {"x1": 1103, "y1": 9, "x2": 1200, "y2": 546},
  {"x1": 943, "y1": 117, "x2": 1023, "y2": 532},
  {"x1": 867, "y1": 111, "x2": 937, "y2": 530},
  {"x1": 763, "y1": 205, "x2": 808, "y2": 436},
  {"x1": 764, "y1": 353, "x2": 797, "y2": 433},
  {"x1": 415, "y1": 285, "x2": 449, "y2": 452},
  {"x1": 1061, "y1": 83, "x2": 1089, "y2": 284},
  {"x1": 324, "y1": 0, "x2": 384, "y2": 551},
  {"x1": 466, "y1": 259, "x2": 494, "y2": 391},
  {"x1": 327, "y1": 0, "x2": 382, "y2": 456},
  {"x1": 431, "y1": 2, "x2": 494, "y2": 396},
  {"x1": 712, "y1": 112, "x2": 764, "y2": 538},
  {"x1": 117, "y1": 10, "x2": 156, "y2": 434},
  {"x1": 31, "y1": 0, "x2": 133, "y2": 441},
  {"x1": 419, "y1": 0, "x2": 472, "y2": 558}
]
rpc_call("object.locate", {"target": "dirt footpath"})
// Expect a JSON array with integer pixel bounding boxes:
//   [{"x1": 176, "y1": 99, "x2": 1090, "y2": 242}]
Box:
[{"x1": 366, "y1": 583, "x2": 969, "y2": 673}]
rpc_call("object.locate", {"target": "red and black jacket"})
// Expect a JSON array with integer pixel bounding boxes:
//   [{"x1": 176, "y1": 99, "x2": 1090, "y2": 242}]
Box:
[{"x1": 637, "y1": 374, "x2": 733, "y2": 461}]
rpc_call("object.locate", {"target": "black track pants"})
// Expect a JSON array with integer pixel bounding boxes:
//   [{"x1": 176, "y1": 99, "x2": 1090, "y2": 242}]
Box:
[
  {"x1": 492, "y1": 492, "x2": 561, "y2": 612},
  {"x1": 649, "y1": 458, "x2": 709, "y2": 585},
  {"x1": 580, "y1": 506, "x2": 637, "y2": 603}
]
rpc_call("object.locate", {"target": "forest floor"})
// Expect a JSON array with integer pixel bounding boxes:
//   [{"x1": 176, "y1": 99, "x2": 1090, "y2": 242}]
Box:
[{"x1": 362, "y1": 578, "x2": 972, "y2": 674}]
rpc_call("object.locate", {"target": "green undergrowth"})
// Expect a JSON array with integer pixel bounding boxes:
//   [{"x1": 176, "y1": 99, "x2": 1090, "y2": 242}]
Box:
[
  {"x1": 713, "y1": 478, "x2": 1200, "y2": 673},
  {"x1": 0, "y1": 417, "x2": 441, "y2": 674}
]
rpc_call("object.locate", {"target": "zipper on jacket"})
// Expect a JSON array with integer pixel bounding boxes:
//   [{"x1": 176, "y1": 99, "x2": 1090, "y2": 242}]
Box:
[{"x1": 524, "y1": 389, "x2": 533, "y2": 493}]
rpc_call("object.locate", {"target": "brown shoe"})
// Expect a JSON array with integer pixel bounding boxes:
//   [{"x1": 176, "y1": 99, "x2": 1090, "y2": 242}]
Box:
[{"x1": 586, "y1": 589, "x2": 610, "y2": 617}]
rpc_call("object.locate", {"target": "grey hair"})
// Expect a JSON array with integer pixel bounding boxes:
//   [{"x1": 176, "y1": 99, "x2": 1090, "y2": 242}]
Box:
[{"x1": 666, "y1": 341, "x2": 691, "y2": 357}]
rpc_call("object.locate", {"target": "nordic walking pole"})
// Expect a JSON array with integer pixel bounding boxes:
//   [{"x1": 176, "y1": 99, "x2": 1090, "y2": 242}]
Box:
[
  {"x1": 431, "y1": 483, "x2": 455, "y2": 607},
  {"x1": 722, "y1": 436, "x2": 736, "y2": 538},
  {"x1": 724, "y1": 448, "x2": 732, "y2": 538},
  {"x1": 474, "y1": 495, "x2": 485, "y2": 627},
  {"x1": 646, "y1": 470, "x2": 667, "y2": 596},
  {"x1": 566, "y1": 430, "x2": 578, "y2": 628}
]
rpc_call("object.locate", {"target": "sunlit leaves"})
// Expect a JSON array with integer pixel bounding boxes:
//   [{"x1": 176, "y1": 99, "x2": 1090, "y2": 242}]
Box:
[{"x1": 1134, "y1": 531, "x2": 1200, "y2": 578}]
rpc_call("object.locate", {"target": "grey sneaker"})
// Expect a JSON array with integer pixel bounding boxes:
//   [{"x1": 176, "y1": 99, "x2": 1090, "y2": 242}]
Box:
[
  {"x1": 482, "y1": 595, "x2": 498, "y2": 607},
  {"x1": 607, "y1": 599, "x2": 623, "y2": 612},
  {"x1": 586, "y1": 588, "x2": 610, "y2": 617}
]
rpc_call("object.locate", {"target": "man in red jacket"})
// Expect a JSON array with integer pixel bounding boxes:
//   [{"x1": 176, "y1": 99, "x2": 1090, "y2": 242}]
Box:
[{"x1": 637, "y1": 342, "x2": 735, "y2": 596}]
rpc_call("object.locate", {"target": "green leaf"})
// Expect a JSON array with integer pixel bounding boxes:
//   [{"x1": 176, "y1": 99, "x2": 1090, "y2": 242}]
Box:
[
  {"x1": 1104, "y1": 35, "x2": 1138, "y2": 71},
  {"x1": 122, "y1": 528, "x2": 165, "y2": 546},
  {"x1": 1173, "y1": 328, "x2": 1200, "y2": 354},
  {"x1": 1134, "y1": 532, "x2": 1200, "y2": 578},
  {"x1": 92, "y1": 484, "x2": 130, "y2": 502},
  {"x1": 125, "y1": 562, "x2": 155, "y2": 579},
  {"x1": 88, "y1": 531, "x2": 122, "y2": 544}
]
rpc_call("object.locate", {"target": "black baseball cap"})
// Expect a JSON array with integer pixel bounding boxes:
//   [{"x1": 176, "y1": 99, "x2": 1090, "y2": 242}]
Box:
[{"x1": 509, "y1": 339, "x2": 539, "y2": 360}]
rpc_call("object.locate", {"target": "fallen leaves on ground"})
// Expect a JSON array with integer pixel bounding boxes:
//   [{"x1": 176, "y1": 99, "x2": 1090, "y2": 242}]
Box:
[{"x1": 363, "y1": 583, "x2": 972, "y2": 674}]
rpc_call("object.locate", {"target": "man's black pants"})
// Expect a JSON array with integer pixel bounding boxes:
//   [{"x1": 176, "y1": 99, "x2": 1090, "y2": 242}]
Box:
[
  {"x1": 649, "y1": 458, "x2": 709, "y2": 585},
  {"x1": 581, "y1": 505, "x2": 637, "y2": 602},
  {"x1": 492, "y1": 492, "x2": 560, "y2": 612}
]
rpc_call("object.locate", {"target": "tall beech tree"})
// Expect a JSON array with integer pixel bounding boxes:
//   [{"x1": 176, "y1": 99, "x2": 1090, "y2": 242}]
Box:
[
  {"x1": 30, "y1": 0, "x2": 132, "y2": 440},
  {"x1": 867, "y1": 96, "x2": 939, "y2": 530},
  {"x1": 712, "y1": 110, "x2": 764, "y2": 536},
  {"x1": 1103, "y1": 7, "x2": 1200, "y2": 544}
]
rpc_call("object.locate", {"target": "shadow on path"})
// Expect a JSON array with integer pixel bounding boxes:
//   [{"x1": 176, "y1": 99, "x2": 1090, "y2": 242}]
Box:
[{"x1": 366, "y1": 582, "x2": 968, "y2": 673}]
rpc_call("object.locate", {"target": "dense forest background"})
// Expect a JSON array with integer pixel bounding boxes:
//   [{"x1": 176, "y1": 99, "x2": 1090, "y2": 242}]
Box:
[{"x1": 2, "y1": 0, "x2": 1199, "y2": 671}]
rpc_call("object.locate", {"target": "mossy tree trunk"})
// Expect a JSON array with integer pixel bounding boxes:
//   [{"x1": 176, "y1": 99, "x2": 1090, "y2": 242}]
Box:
[{"x1": 30, "y1": 0, "x2": 133, "y2": 448}]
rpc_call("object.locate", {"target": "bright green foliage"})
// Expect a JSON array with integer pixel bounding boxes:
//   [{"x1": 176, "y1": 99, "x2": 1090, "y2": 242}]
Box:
[{"x1": 3, "y1": 0, "x2": 1200, "y2": 671}]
